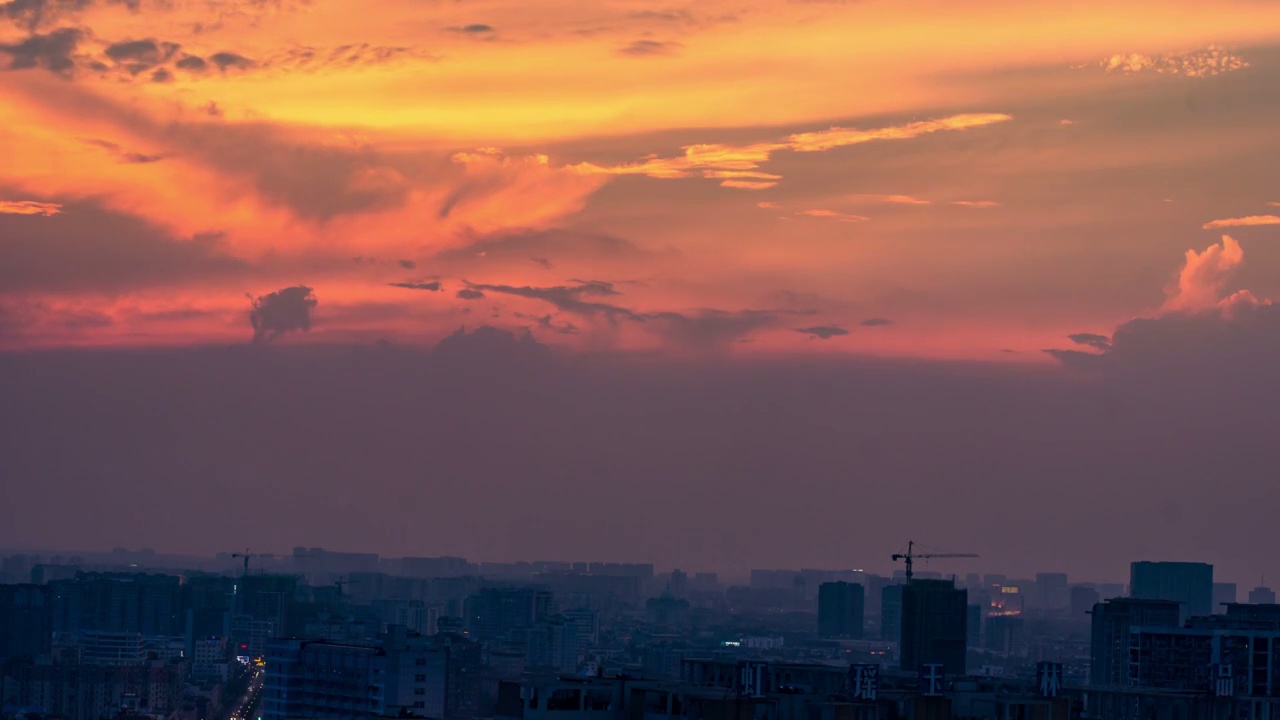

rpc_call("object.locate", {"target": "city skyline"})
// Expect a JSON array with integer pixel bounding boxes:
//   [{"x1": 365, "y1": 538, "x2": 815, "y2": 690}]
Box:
[{"x1": 4, "y1": 1, "x2": 1280, "y2": 611}]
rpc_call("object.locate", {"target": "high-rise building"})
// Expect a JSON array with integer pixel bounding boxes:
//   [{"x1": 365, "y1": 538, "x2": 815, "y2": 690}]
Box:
[
  {"x1": 899, "y1": 579, "x2": 967, "y2": 675},
  {"x1": 464, "y1": 587, "x2": 552, "y2": 643},
  {"x1": 984, "y1": 615, "x2": 1024, "y2": 655},
  {"x1": 1034, "y1": 573, "x2": 1069, "y2": 613},
  {"x1": 880, "y1": 584, "x2": 903, "y2": 642},
  {"x1": 1089, "y1": 597, "x2": 1181, "y2": 687},
  {"x1": 966, "y1": 604, "x2": 982, "y2": 648},
  {"x1": 263, "y1": 626, "x2": 447, "y2": 720},
  {"x1": 526, "y1": 616, "x2": 579, "y2": 672},
  {"x1": 1249, "y1": 586, "x2": 1277, "y2": 605},
  {"x1": 0, "y1": 584, "x2": 52, "y2": 664},
  {"x1": 817, "y1": 582, "x2": 864, "y2": 639},
  {"x1": 1129, "y1": 561, "x2": 1213, "y2": 620},
  {"x1": 1212, "y1": 582, "x2": 1238, "y2": 612},
  {"x1": 1070, "y1": 585, "x2": 1101, "y2": 619}
]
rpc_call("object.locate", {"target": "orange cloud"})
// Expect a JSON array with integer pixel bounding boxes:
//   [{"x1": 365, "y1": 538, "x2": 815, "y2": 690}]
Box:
[
  {"x1": 849, "y1": 194, "x2": 931, "y2": 205},
  {"x1": 1202, "y1": 215, "x2": 1280, "y2": 229},
  {"x1": 720, "y1": 180, "x2": 777, "y2": 190},
  {"x1": 798, "y1": 209, "x2": 869, "y2": 223},
  {"x1": 1098, "y1": 45, "x2": 1248, "y2": 78},
  {"x1": 0, "y1": 200, "x2": 62, "y2": 216},
  {"x1": 951, "y1": 200, "x2": 1001, "y2": 208},
  {"x1": 1162, "y1": 235, "x2": 1246, "y2": 313},
  {"x1": 569, "y1": 113, "x2": 1012, "y2": 189},
  {"x1": 785, "y1": 113, "x2": 1012, "y2": 152}
]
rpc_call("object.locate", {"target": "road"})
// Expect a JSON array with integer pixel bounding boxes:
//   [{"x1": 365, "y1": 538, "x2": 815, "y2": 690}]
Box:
[{"x1": 227, "y1": 668, "x2": 264, "y2": 720}]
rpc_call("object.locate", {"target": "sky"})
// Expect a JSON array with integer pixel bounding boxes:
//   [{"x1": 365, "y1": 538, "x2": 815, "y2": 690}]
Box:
[{"x1": 2, "y1": 0, "x2": 1279, "y2": 583}]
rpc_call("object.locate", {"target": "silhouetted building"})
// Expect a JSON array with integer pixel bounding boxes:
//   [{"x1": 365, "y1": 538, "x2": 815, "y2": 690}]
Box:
[
  {"x1": 966, "y1": 604, "x2": 982, "y2": 648},
  {"x1": 817, "y1": 582, "x2": 864, "y2": 639},
  {"x1": 465, "y1": 587, "x2": 552, "y2": 643},
  {"x1": 1250, "y1": 586, "x2": 1277, "y2": 605},
  {"x1": 50, "y1": 573, "x2": 184, "y2": 637},
  {"x1": 1129, "y1": 561, "x2": 1213, "y2": 620},
  {"x1": 1089, "y1": 597, "x2": 1181, "y2": 687},
  {"x1": 880, "y1": 584, "x2": 902, "y2": 642},
  {"x1": 900, "y1": 579, "x2": 967, "y2": 675},
  {"x1": 526, "y1": 616, "x2": 579, "y2": 673},
  {"x1": 984, "y1": 615, "x2": 1024, "y2": 655},
  {"x1": 0, "y1": 584, "x2": 52, "y2": 663},
  {"x1": 1034, "y1": 573, "x2": 1069, "y2": 613},
  {"x1": 1212, "y1": 582, "x2": 1237, "y2": 611},
  {"x1": 1070, "y1": 585, "x2": 1100, "y2": 619}
]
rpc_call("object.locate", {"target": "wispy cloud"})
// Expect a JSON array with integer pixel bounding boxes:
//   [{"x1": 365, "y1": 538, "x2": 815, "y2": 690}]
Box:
[
  {"x1": 570, "y1": 113, "x2": 1011, "y2": 190},
  {"x1": 795, "y1": 325, "x2": 848, "y2": 339},
  {"x1": 849, "y1": 194, "x2": 931, "y2": 205},
  {"x1": 1202, "y1": 215, "x2": 1280, "y2": 229},
  {"x1": 951, "y1": 200, "x2": 1001, "y2": 208},
  {"x1": 618, "y1": 40, "x2": 682, "y2": 57},
  {"x1": 798, "y1": 209, "x2": 869, "y2": 222},
  {"x1": 0, "y1": 200, "x2": 62, "y2": 216},
  {"x1": 720, "y1": 180, "x2": 777, "y2": 190}
]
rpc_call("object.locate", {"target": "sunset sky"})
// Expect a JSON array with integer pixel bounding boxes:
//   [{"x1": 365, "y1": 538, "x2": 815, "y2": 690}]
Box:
[{"x1": 3, "y1": 0, "x2": 1280, "y2": 578}]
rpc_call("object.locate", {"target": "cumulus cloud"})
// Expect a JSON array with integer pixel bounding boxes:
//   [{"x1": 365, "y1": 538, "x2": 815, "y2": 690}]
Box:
[
  {"x1": 1068, "y1": 332, "x2": 1112, "y2": 350},
  {"x1": 1047, "y1": 236, "x2": 1277, "y2": 372},
  {"x1": 210, "y1": 51, "x2": 253, "y2": 71},
  {"x1": 0, "y1": 27, "x2": 81, "y2": 74},
  {"x1": 1162, "y1": 235, "x2": 1246, "y2": 313},
  {"x1": 569, "y1": 113, "x2": 1011, "y2": 189},
  {"x1": 1098, "y1": 45, "x2": 1248, "y2": 78},
  {"x1": 0, "y1": 200, "x2": 61, "y2": 215},
  {"x1": 248, "y1": 285, "x2": 317, "y2": 343},
  {"x1": 795, "y1": 325, "x2": 848, "y2": 339},
  {"x1": 1202, "y1": 215, "x2": 1280, "y2": 229}
]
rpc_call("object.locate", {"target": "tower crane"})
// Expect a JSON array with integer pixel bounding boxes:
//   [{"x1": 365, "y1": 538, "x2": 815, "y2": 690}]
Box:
[
  {"x1": 891, "y1": 540, "x2": 977, "y2": 583},
  {"x1": 333, "y1": 577, "x2": 361, "y2": 597},
  {"x1": 231, "y1": 548, "x2": 256, "y2": 577}
]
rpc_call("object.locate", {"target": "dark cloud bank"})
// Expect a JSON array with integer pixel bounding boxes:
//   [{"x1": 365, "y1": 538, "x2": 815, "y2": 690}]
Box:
[{"x1": 1, "y1": 320, "x2": 1277, "y2": 580}]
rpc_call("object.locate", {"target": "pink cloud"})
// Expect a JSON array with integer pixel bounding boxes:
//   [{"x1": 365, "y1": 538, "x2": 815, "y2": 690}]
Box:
[
  {"x1": 1202, "y1": 215, "x2": 1280, "y2": 229},
  {"x1": 1162, "y1": 235, "x2": 1246, "y2": 313},
  {"x1": 0, "y1": 200, "x2": 62, "y2": 216}
]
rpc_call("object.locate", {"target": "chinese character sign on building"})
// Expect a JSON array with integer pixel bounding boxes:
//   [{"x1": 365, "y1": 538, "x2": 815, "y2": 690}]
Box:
[{"x1": 849, "y1": 664, "x2": 879, "y2": 702}]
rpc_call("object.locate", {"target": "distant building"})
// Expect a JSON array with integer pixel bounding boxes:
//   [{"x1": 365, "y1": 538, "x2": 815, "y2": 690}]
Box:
[
  {"x1": 966, "y1": 604, "x2": 982, "y2": 648},
  {"x1": 1129, "y1": 561, "x2": 1213, "y2": 620},
  {"x1": 1250, "y1": 586, "x2": 1277, "y2": 604},
  {"x1": 816, "y1": 582, "x2": 864, "y2": 639},
  {"x1": 984, "y1": 615, "x2": 1024, "y2": 655},
  {"x1": 1070, "y1": 585, "x2": 1100, "y2": 619},
  {"x1": 526, "y1": 616, "x2": 579, "y2": 673},
  {"x1": 0, "y1": 584, "x2": 52, "y2": 664},
  {"x1": 880, "y1": 584, "x2": 903, "y2": 642},
  {"x1": 1212, "y1": 582, "x2": 1237, "y2": 611},
  {"x1": 1034, "y1": 573, "x2": 1069, "y2": 613},
  {"x1": 263, "y1": 626, "x2": 463, "y2": 719},
  {"x1": 464, "y1": 587, "x2": 552, "y2": 643},
  {"x1": 1089, "y1": 597, "x2": 1181, "y2": 687},
  {"x1": 899, "y1": 579, "x2": 967, "y2": 675}
]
